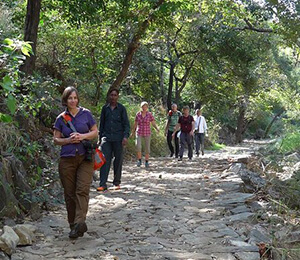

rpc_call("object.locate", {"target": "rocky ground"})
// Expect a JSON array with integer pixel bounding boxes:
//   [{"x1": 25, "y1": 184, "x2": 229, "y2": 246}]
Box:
[{"x1": 6, "y1": 141, "x2": 294, "y2": 259}]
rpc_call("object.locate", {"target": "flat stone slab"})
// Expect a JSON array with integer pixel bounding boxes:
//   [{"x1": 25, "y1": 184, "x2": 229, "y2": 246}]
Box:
[{"x1": 226, "y1": 212, "x2": 255, "y2": 222}]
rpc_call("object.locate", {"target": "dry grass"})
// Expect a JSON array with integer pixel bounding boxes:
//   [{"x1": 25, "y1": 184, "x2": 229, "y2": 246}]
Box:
[{"x1": 0, "y1": 122, "x2": 23, "y2": 155}]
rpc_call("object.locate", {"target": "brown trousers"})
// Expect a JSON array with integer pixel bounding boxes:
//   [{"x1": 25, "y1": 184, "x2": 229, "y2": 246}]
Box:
[{"x1": 59, "y1": 155, "x2": 93, "y2": 225}]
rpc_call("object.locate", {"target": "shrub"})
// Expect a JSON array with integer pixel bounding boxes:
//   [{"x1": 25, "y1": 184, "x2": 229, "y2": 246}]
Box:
[{"x1": 275, "y1": 131, "x2": 300, "y2": 154}]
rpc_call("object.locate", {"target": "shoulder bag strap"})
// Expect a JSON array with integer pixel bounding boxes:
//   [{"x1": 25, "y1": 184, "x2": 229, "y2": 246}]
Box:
[{"x1": 61, "y1": 113, "x2": 78, "y2": 133}]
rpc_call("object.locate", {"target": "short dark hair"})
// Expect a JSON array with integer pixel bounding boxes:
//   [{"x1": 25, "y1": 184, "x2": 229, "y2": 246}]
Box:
[
  {"x1": 108, "y1": 88, "x2": 119, "y2": 95},
  {"x1": 61, "y1": 86, "x2": 79, "y2": 107}
]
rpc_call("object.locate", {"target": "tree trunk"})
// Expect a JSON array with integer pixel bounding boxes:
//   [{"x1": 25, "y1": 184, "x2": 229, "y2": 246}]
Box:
[
  {"x1": 235, "y1": 99, "x2": 247, "y2": 143},
  {"x1": 159, "y1": 55, "x2": 166, "y2": 106},
  {"x1": 175, "y1": 78, "x2": 179, "y2": 105},
  {"x1": 264, "y1": 110, "x2": 284, "y2": 138},
  {"x1": 20, "y1": 0, "x2": 42, "y2": 76},
  {"x1": 108, "y1": 0, "x2": 165, "y2": 94},
  {"x1": 167, "y1": 63, "x2": 175, "y2": 110}
]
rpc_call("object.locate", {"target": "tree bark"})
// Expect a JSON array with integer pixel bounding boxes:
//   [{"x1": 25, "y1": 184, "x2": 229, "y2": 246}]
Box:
[
  {"x1": 159, "y1": 53, "x2": 166, "y2": 106},
  {"x1": 20, "y1": 0, "x2": 42, "y2": 76},
  {"x1": 167, "y1": 63, "x2": 175, "y2": 110},
  {"x1": 235, "y1": 99, "x2": 247, "y2": 143},
  {"x1": 175, "y1": 77, "x2": 179, "y2": 105},
  {"x1": 108, "y1": 0, "x2": 165, "y2": 94}
]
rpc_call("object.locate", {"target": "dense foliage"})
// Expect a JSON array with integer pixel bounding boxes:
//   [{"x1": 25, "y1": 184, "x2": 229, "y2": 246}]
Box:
[{"x1": 0, "y1": 0, "x2": 299, "y2": 147}]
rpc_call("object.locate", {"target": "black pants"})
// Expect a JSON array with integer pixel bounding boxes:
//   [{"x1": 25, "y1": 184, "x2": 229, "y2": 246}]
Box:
[
  {"x1": 100, "y1": 141, "x2": 123, "y2": 188},
  {"x1": 167, "y1": 130, "x2": 179, "y2": 157},
  {"x1": 195, "y1": 133, "x2": 205, "y2": 154}
]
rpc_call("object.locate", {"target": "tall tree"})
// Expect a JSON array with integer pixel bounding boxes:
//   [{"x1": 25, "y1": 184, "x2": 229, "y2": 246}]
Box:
[{"x1": 20, "y1": 0, "x2": 42, "y2": 75}]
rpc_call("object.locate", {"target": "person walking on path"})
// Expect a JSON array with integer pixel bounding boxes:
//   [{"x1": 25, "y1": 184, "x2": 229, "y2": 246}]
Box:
[
  {"x1": 131, "y1": 101, "x2": 159, "y2": 168},
  {"x1": 97, "y1": 89, "x2": 130, "y2": 192},
  {"x1": 165, "y1": 103, "x2": 182, "y2": 158},
  {"x1": 172, "y1": 106, "x2": 195, "y2": 161},
  {"x1": 194, "y1": 109, "x2": 208, "y2": 156},
  {"x1": 53, "y1": 86, "x2": 98, "y2": 239}
]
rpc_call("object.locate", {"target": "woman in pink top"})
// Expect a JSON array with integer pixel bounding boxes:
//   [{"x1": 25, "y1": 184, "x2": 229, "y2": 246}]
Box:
[{"x1": 131, "y1": 101, "x2": 159, "y2": 168}]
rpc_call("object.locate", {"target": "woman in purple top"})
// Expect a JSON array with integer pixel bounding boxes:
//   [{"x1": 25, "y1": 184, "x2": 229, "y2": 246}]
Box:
[
  {"x1": 53, "y1": 86, "x2": 97, "y2": 239},
  {"x1": 131, "y1": 101, "x2": 159, "y2": 168}
]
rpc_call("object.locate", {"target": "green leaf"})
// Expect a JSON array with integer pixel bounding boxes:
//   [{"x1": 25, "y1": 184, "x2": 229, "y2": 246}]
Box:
[
  {"x1": 3, "y1": 38, "x2": 14, "y2": 46},
  {"x1": 21, "y1": 46, "x2": 31, "y2": 56},
  {"x1": 1, "y1": 75, "x2": 14, "y2": 91},
  {"x1": 21, "y1": 42, "x2": 33, "y2": 56},
  {"x1": 7, "y1": 94, "x2": 17, "y2": 115},
  {"x1": 0, "y1": 113, "x2": 13, "y2": 123}
]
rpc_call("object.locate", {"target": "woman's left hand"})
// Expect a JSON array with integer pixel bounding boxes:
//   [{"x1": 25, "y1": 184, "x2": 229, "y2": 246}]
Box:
[{"x1": 70, "y1": 132, "x2": 84, "y2": 142}]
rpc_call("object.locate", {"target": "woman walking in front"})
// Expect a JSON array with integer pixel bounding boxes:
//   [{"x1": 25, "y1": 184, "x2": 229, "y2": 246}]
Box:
[{"x1": 53, "y1": 86, "x2": 97, "y2": 238}]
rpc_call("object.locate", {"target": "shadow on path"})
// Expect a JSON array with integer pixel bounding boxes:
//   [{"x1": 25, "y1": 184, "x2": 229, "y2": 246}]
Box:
[{"x1": 13, "y1": 142, "x2": 269, "y2": 260}]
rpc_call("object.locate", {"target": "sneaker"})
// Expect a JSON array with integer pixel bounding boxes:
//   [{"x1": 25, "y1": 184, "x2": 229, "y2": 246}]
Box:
[
  {"x1": 188, "y1": 157, "x2": 192, "y2": 161},
  {"x1": 137, "y1": 160, "x2": 141, "y2": 167},
  {"x1": 145, "y1": 161, "x2": 149, "y2": 168},
  {"x1": 170, "y1": 152, "x2": 174, "y2": 157},
  {"x1": 178, "y1": 157, "x2": 183, "y2": 161},
  {"x1": 196, "y1": 152, "x2": 199, "y2": 157},
  {"x1": 96, "y1": 186, "x2": 108, "y2": 192},
  {"x1": 202, "y1": 151, "x2": 204, "y2": 156}
]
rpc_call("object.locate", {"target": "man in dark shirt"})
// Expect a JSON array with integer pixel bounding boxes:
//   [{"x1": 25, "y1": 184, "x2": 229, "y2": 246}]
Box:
[
  {"x1": 97, "y1": 89, "x2": 130, "y2": 192},
  {"x1": 172, "y1": 106, "x2": 195, "y2": 161}
]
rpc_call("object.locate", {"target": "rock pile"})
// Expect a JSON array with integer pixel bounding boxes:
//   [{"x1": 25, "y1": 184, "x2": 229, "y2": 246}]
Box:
[{"x1": 0, "y1": 224, "x2": 36, "y2": 259}]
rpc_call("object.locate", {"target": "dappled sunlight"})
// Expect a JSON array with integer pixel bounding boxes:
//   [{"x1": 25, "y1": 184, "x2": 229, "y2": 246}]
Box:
[{"x1": 12, "y1": 142, "x2": 290, "y2": 259}]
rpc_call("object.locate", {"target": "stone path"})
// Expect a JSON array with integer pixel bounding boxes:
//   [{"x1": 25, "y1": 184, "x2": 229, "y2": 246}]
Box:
[{"x1": 12, "y1": 143, "x2": 271, "y2": 260}]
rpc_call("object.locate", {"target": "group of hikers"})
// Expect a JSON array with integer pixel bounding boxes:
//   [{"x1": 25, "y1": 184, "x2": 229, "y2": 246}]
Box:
[{"x1": 53, "y1": 86, "x2": 207, "y2": 239}]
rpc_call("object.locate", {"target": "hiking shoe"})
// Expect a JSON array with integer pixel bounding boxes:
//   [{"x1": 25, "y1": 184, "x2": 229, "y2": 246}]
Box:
[
  {"x1": 77, "y1": 222, "x2": 87, "y2": 237},
  {"x1": 96, "y1": 186, "x2": 108, "y2": 192},
  {"x1": 69, "y1": 222, "x2": 87, "y2": 239},
  {"x1": 145, "y1": 162, "x2": 149, "y2": 168},
  {"x1": 137, "y1": 160, "x2": 141, "y2": 167}
]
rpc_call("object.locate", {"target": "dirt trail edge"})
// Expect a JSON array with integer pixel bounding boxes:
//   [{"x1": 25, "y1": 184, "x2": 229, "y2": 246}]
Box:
[{"x1": 13, "y1": 141, "x2": 271, "y2": 260}]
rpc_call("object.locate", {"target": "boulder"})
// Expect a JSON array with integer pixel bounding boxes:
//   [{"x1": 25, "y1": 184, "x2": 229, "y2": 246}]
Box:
[
  {"x1": 0, "y1": 163, "x2": 19, "y2": 218},
  {"x1": 229, "y1": 163, "x2": 266, "y2": 192},
  {"x1": 13, "y1": 225, "x2": 35, "y2": 246},
  {"x1": 0, "y1": 226, "x2": 19, "y2": 255},
  {"x1": 2, "y1": 155, "x2": 33, "y2": 213}
]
